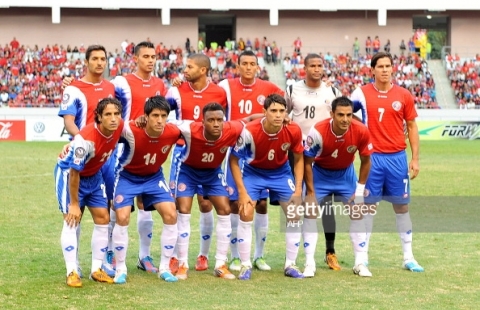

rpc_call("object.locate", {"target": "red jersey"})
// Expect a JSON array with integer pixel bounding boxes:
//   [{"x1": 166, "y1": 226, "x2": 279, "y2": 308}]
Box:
[
  {"x1": 232, "y1": 118, "x2": 303, "y2": 169},
  {"x1": 176, "y1": 120, "x2": 244, "y2": 169},
  {"x1": 117, "y1": 121, "x2": 180, "y2": 175},
  {"x1": 218, "y1": 78, "x2": 284, "y2": 120},
  {"x1": 112, "y1": 73, "x2": 167, "y2": 121},
  {"x1": 58, "y1": 120, "x2": 124, "y2": 177},
  {"x1": 59, "y1": 79, "x2": 115, "y2": 129},
  {"x1": 351, "y1": 83, "x2": 417, "y2": 153},
  {"x1": 304, "y1": 119, "x2": 373, "y2": 170},
  {"x1": 166, "y1": 81, "x2": 227, "y2": 121}
]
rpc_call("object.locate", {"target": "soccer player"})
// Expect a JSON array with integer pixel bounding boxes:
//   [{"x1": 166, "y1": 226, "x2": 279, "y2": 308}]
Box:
[
  {"x1": 166, "y1": 53, "x2": 227, "y2": 272},
  {"x1": 350, "y1": 51, "x2": 424, "y2": 273},
  {"x1": 112, "y1": 96, "x2": 179, "y2": 284},
  {"x1": 285, "y1": 53, "x2": 343, "y2": 272},
  {"x1": 303, "y1": 97, "x2": 373, "y2": 277},
  {"x1": 55, "y1": 98, "x2": 123, "y2": 287},
  {"x1": 59, "y1": 44, "x2": 115, "y2": 278},
  {"x1": 172, "y1": 103, "x2": 244, "y2": 280},
  {"x1": 229, "y1": 93, "x2": 305, "y2": 280},
  {"x1": 218, "y1": 50, "x2": 284, "y2": 272}
]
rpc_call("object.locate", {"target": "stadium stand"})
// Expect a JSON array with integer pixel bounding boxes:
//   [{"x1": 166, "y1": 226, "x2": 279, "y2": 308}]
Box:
[{"x1": 445, "y1": 53, "x2": 480, "y2": 109}]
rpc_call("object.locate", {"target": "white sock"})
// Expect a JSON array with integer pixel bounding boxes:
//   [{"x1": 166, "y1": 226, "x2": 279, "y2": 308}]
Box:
[
  {"x1": 177, "y1": 213, "x2": 191, "y2": 267},
  {"x1": 61, "y1": 221, "x2": 78, "y2": 276},
  {"x1": 137, "y1": 209, "x2": 154, "y2": 259},
  {"x1": 107, "y1": 208, "x2": 116, "y2": 252},
  {"x1": 285, "y1": 224, "x2": 301, "y2": 268},
  {"x1": 91, "y1": 224, "x2": 109, "y2": 273},
  {"x1": 230, "y1": 213, "x2": 240, "y2": 259},
  {"x1": 160, "y1": 224, "x2": 178, "y2": 272},
  {"x1": 237, "y1": 220, "x2": 253, "y2": 267},
  {"x1": 215, "y1": 215, "x2": 231, "y2": 268},
  {"x1": 396, "y1": 212, "x2": 413, "y2": 260},
  {"x1": 75, "y1": 223, "x2": 81, "y2": 267},
  {"x1": 302, "y1": 218, "x2": 318, "y2": 266},
  {"x1": 253, "y1": 212, "x2": 268, "y2": 260},
  {"x1": 199, "y1": 210, "x2": 214, "y2": 258},
  {"x1": 112, "y1": 224, "x2": 128, "y2": 271},
  {"x1": 364, "y1": 213, "x2": 374, "y2": 255},
  {"x1": 350, "y1": 218, "x2": 368, "y2": 266}
]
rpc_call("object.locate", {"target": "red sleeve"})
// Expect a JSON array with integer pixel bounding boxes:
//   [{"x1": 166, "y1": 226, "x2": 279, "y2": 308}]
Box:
[{"x1": 403, "y1": 91, "x2": 418, "y2": 121}]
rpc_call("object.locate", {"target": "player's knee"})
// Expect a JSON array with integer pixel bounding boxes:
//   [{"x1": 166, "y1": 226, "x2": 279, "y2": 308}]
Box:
[
  {"x1": 393, "y1": 203, "x2": 409, "y2": 214},
  {"x1": 255, "y1": 199, "x2": 268, "y2": 214},
  {"x1": 162, "y1": 209, "x2": 177, "y2": 225},
  {"x1": 92, "y1": 209, "x2": 110, "y2": 225},
  {"x1": 198, "y1": 200, "x2": 213, "y2": 213},
  {"x1": 230, "y1": 201, "x2": 239, "y2": 214}
]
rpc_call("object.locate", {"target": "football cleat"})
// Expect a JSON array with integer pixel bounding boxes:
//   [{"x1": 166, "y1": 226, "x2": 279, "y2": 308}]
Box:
[
  {"x1": 353, "y1": 263, "x2": 372, "y2": 277},
  {"x1": 101, "y1": 263, "x2": 116, "y2": 278},
  {"x1": 303, "y1": 263, "x2": 316, "y2": 278},
  {"x1": 159, "y1": 271, "x2": 178, "y2": 282},
  {"x1": 238, "y1": 265, "x2": 252, "y2": 280},
  {"x1": 137, "y1": 256, "x2": 159, "y2": 273},
  {"x1": 253, "y1": 257, "x2": 271, "y2": 271},
  {"x1": 90, "y1": 268, "x2": 114, "y2": 284},
  {"x1": 284, "y1": 265, "x2": 304, "y2": 279},
  {"x1": 229, "y1": 257, "x2": 241, "y2": 271},
  {"x1": 214, "y1": 265, "x2": 236, "y2": 280},
  {"x1": 403, "y1": 259, "x2": 424, "y2": 272},
  {"x1": 66, "y1": 271, "x2": 82, "y2": 288},
  {"x1": 195, "y1": 255, "x2": 209, "y2": 271},
  {"x1": 176, "y1": 264, "x2": 189, "y2": 280},
  {"x1": 113, "y1": 270, "x2": 127, "y2": 284},
  {"x1": 169, "y1": 257, "x2": 179, "y2": 275},
  {"x1": 325, "y1": 253, "x2": 342, "y2": 271}
]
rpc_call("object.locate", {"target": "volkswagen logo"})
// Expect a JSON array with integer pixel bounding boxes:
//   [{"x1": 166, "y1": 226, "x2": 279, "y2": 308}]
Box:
[{"x1": 33, "y1": 122, "x2": 45, "y2": 133}]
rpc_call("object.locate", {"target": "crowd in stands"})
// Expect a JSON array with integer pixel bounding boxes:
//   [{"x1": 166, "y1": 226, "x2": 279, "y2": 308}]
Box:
[{"x1": 445, "y1": 53, "x2": 480, "y2": 109}]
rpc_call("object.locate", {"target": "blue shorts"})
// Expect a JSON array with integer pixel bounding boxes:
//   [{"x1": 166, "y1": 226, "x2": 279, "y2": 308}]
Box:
[
  {"x1": 365, "y1": 151, "x2": 410, "y2": 204},
  {"x1": 312, "y1": 164, "x2": 357, "y2": 202},
  {"x1": 242, "y1": 162, "x2": 295, "y2": 203},
  {"x1": 54, "y1": 166, "x2": 107, "y2": 213},
  {"x1": 169, "y1": 144, "x2": 204, "y2": 196},
  {"x1": 113, "y1": 168, "x2": 174, "y2": 211},
  {"x1": 225, "y1": 148, "x2": 268, "y2": 201},
  {"x1": 174, "y1": 163, "x2": 229, "y2": 198}
]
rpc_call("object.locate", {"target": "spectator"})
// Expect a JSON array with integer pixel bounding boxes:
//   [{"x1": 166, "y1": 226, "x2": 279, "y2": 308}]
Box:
[
  {"x1": 0, "y1": 89, "x2": 9, "y2": 106},
  {"x1": 384, "y1": 39, "x2": 391, "y2": 53},
  {"x1": 400, "y1": 39, "x2": 406, "y2": 56}
]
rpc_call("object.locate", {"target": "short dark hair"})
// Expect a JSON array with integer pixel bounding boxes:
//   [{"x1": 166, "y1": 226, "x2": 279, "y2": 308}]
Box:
[
  {"x1": 188, "y1": 53, "x2": 211, "y2": 74},
  {"x1": 202, "y1": 102, "x2": 225, "y2": 116},
  {"x1": 145, "y1": 95, "x2": 170, "y2": 115},
  {"x1": 134, "y1": 41, "x2": 155, "y2": 56},
  {"x1": 331, "y1": 96, "x2": 353, "y2": 112},
  {"x1": 86, "y1": 45, "x2": 107, "y2": 61},
  {"x1": 238, "y1": 50, "x2": 258, "y2": 65},
  {"x1": 304, "y1": 53, "x2": 322, "y2": 67},
  {"x1": 371, "y1": 51, "x2": 393, "y2": 68},
  {"x1": 264, "y1": 93, "x2": 286, "y2": 110},
  {"x1": 94, "y1": 97, "x2": 122, "y2": 123}
]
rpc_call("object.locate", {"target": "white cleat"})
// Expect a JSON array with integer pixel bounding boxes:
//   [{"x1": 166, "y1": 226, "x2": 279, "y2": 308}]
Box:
[
  {"x1": 303, "y1": 264, "x2": 316, "y2": 278},
  {"x1": 353, "y1": 263, "x2": 372, "y2": 277}
]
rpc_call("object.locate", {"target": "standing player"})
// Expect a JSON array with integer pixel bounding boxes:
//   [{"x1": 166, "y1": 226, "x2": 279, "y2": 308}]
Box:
[
  {"x1": 303, "y1": 97, "x2": 373, "y2": 277},
  {"x1": 55, "y1": 98, "x2": 123, "y2": 287},
  {"x1": 167, "y1": 53, "x2": 227, "y2": 272},
  {"x1": 350, "y1": 52, "x2": 424, "y2": 272},
  {"x1": 59, "y1": 44, "x2": 115, "y2": 278},
  {"x1": 172, "y1": 103, "x2": 244, "y2": 280},
  {"x1": 229, "y1": 94, "x2": 304, "y2": 280},
  {"x1": 286, "y1": 53, "x2": 343, "y2": 272},
  {"x1": 218, "y1": 50, "x2": 284, "y2": 272},
  {"x1": 112, "y1": 96, "x2": 179, "y2": 284}
]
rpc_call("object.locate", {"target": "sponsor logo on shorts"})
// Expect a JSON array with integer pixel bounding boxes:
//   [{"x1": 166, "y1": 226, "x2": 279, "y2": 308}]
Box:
[
  {"x1": 347, "y1": 145, "x2": 357, "y2": 153},
  {"x1": 257, "y1": 95, "x2": 266, "y2": 105},
  {"x1": 227, "y1": 187, "x2": 235, "y2": 195},
  {"x1": 169, "y1": 181, "x2": 176, "y2": 189},
  {"x1": 281, "y1": 143, "x2": 291, "y2": 151},
  {"x1": 403, "y1": 193, "x2": 409, "y2": 198},
  {"x1": 364, "y1": 189, "x2": 370, "y2": 197},
  {"x1": 177, "y1": 183, "x2": 187, "y2": 192},
  {"x1": 392, "y1": 101, "x2": 402, "y2": 111},
  {"x1": 115, "y1": 195, "x2": 124, "y2": 203},
  {"x1": 74, "y1": 147, "x2": 86, "y2": 158},
  {"x1": 162, "y1": 145, "x2": 171, "y2": 153}
]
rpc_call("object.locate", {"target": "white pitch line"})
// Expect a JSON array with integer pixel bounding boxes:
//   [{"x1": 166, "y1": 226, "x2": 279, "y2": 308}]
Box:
[{"x1": 0, "y1": 173, "x2": 51, "y2": 179}]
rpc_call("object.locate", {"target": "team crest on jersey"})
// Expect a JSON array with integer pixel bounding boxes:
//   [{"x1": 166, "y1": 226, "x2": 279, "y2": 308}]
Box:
[
  {"x1": 169, "y1": 181, "x2": 176, "y2": 190},
  {"x1": 162, "y1": 145, "x2": 171, "y2": 153},
  {"x1": 156, "y1": 91, "x2": 160, "y2": 96},
  {"x1": 115, "y1": 195, "x2": 124, "y2": 203},
  {"x1": 392, "y1": 101, "x2": 402, "y2": 111},
  {"x1": 281, "y1": 143, "x2": 291, "y2": 151},
  {"x1": 74, "y1": 147, "x2": 86, "y2": 158},
  {"x1": 257, "y1": 95, "x2": 266, "y2": 105},
  {"x1": 347, "y1": 145, "x2": 357, "y2": 153},
  {"x1": 236, "y1": 136, "x2": 244, "y2": 147},
  {"x1": 220, "y1": 147, "x2": 228, "y2": 154},
  {"x1": 177, "y1": 183, "x2": 187, "y2": 192},
  {"x1": 306, "y1": 136, "x2": 314, "y2": 147}
]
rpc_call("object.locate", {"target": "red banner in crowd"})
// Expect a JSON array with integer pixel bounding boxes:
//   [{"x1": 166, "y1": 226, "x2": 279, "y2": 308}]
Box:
[{"x1": 0, "y1": 120, "x2": 26, "y2": 141}]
